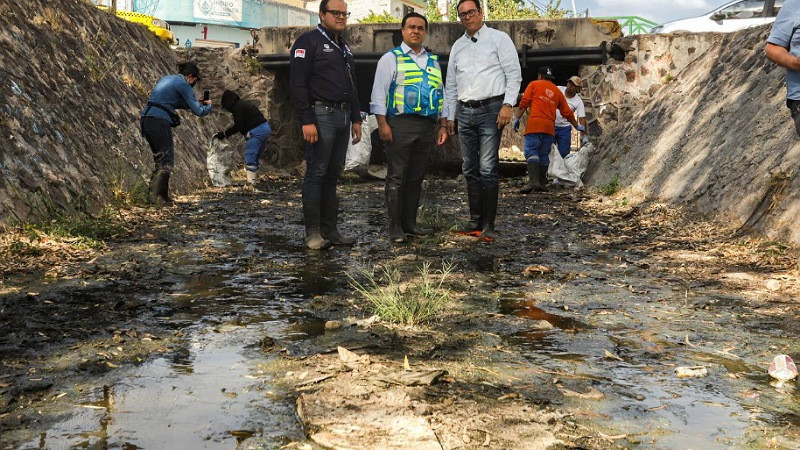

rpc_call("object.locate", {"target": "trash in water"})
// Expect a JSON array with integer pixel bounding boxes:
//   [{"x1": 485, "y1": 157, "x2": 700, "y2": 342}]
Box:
[
  {"x1": 675, "y1": 366, "x2": 708, "y2": 378},
  {"x1": 768, "y1": 354, "x2": 798, "y2": 382}
]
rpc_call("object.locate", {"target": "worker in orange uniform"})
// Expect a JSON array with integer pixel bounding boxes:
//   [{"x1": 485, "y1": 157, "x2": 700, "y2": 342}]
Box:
[{"x1": 513, "y1": 66, "x2": 584, "y2": 193}]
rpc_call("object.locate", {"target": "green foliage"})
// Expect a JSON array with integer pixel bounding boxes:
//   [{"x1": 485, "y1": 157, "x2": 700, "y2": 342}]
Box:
[
  {"x1": 358, "y1": 10, "x2": 401, "y2": 23},
  {"x1": 348, "y1": 261, "x2": 454, "y2": 326},
  {"x1": 111, "y1": 172, "x2": 150, "y2": 208},
  {"x1": 426, "y1": 0, "x2": 567, "y2": 22},
  {"x1": 244, "y1": 56, "x2": 264, "y2": 75},
  {"x1": 602, "y1": 174, "x2": 620, "y2": 196}
]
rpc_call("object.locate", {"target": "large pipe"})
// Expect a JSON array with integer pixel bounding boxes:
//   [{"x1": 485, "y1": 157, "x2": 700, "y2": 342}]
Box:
[{"x1": 257, "y1": 44, "x2": 607, "y2": 69}]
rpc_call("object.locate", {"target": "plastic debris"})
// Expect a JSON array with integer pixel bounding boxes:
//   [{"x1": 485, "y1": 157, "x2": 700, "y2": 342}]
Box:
[
  {"x1": 206, "y1": 136, "x2": 234, "y2": 187},
  {"x1": 768, "y1": 354, "x2": 798, "y2": 382},
  {"x1": 675, "y1": 366, "x2": 708, "y2": 378}
]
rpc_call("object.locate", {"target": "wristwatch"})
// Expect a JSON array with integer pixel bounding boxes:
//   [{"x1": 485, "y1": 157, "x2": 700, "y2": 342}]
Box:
[{"x1": 502, "y1": 103, "x2": 512, "y2": 107}]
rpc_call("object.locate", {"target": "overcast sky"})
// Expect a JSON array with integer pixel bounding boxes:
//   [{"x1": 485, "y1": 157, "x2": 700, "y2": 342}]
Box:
[{"x1": 566, "y1": 0, "x2": 727, "y2": 24}]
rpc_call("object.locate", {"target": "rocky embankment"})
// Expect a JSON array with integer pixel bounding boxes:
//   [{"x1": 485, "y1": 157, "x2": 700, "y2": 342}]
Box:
[
  {"x1": 587, "y1": 25, "x2": 800, "y2": 245},
  {"x1": 0, "y1": 0, "x2": 278, "y2": 225}
]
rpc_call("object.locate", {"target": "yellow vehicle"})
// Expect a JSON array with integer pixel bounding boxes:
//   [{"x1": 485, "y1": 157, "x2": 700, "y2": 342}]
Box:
[{"x1": 97, "y1": 6, "x2": 174, "y2": 42}]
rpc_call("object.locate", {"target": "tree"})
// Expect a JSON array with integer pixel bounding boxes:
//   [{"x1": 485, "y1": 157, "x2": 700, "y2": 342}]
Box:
[
  {"x1": 427, "y1": 0, "x2": 567, "y2": 22},
  {"x1": 358, "y1": 10, "x2": 401, "y2": 24}
]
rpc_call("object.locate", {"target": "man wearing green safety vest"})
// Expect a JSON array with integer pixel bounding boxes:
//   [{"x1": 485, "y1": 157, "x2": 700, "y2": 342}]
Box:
[{"x1": 370, "y1": 12, "x2": 449, "y2": 243}]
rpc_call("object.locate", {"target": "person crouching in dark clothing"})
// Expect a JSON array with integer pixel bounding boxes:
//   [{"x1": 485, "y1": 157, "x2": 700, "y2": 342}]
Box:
[
  {"x1": 214, "y1": 90, "x2": 272, "y2": 186},
  {"x1": 140, "y1": 61, "x2": 212, "y2": 205}
]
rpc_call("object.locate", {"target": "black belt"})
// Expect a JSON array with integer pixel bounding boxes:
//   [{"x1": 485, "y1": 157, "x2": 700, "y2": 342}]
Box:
[
  {"x1": 314, "y1": 100, "x2": 350, "y2": 111},
  {"x1": 458, "y1": 94, "x2": 504, "y2": 108}
]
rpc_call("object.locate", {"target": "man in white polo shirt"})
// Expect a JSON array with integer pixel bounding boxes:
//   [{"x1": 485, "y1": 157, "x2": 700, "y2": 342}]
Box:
[{"x1": 554, "y1": 75, "x2": 588, "y2": 158}]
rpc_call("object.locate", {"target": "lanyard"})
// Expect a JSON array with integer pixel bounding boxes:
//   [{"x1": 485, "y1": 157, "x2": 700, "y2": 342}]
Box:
[
  {"x1": 316, "y1": 25, "x2": 350, "y2": 58},
  {"x1": 316, "y1": 25, "x2": 356, "y2": 94}
]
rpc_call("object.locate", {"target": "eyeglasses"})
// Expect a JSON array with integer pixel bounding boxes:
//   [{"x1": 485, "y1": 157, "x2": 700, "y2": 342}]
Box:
[
  {"x1": 458, "y1": 9, "x2": 479, "y2": 20},
  {"x1": 325, "y1": 10, "x2": 351, "y2": 18}
]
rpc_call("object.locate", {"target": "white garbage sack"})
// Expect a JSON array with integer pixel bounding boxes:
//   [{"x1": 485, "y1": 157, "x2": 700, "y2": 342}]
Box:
[
  {"x1": 344, "y1": 113, "x2": 375, "y2": 173},
  {"x1": 547, "y1": 142, "x2": 594, "y2": 188},
  {"x1": 206, "y1": 136, "x2": 235, "y2": 187}
]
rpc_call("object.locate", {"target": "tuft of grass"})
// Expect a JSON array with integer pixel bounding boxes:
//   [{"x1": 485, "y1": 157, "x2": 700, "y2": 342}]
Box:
[
  {"x1": 348, "y1": 261, "x2": 454, "y2": 326},
  {"x1": 18, "y1": 194, "x2": 126, "y2": 249},
  {"x1": 121, "y1": 66, "x2": 148, "y2": 96},
  {"x1": 602, "y1": 174, "x2": 620, "y2": 196},
  {"x1": 244, "y1": 57, "x2": 264, "y2": 75},
  {"x1": 111, "y1": 172, "x2": 150, "y2": 208}
]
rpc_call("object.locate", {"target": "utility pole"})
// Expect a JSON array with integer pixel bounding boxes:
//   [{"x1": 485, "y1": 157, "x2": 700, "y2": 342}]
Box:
[
  {"x1": 571, "y1": 0, "x2": 577, "y2": 18},
  {"x1": 482, "y1": 0, "x2": 488, "y2": 19}
]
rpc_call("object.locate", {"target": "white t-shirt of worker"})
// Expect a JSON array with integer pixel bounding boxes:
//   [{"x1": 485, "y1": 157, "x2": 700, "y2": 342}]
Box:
[{"x1": 554, "y1": 86, "x2": 585, "y2": 128}]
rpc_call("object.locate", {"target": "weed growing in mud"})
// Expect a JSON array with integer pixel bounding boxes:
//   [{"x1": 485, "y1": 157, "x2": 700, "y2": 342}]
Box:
[
  {"x1": 602, "y1": 174, "x2": 620, "y2": 196},
  {"x1": 111, "y1": 173, "x2": 149, "y2": 208},
  {"x1": 348, "y1": 261, "x2": 454, "y2": 326}
]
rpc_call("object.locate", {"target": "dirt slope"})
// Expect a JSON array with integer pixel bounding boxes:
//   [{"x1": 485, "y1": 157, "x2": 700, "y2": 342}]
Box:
[
  {"x1": 0, "y1": 1, "x2": 270, "y2": 225},
  {"x1": 586, "y1": 25, "x2": 800, "y2": 245}
]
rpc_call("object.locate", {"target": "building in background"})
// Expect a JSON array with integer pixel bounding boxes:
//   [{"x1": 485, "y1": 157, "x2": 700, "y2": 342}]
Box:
[
  {"x1": 305, "y1": 0, "x2": 425, "y2": 23},
  {"x1": 93, "y1": 0, "x2": 318, "y2": 48}
]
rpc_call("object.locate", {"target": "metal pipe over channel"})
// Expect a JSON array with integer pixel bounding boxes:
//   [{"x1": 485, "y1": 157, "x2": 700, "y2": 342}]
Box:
[{"x1": 256, "y1": 43, "x2": 607, "y2": 70}]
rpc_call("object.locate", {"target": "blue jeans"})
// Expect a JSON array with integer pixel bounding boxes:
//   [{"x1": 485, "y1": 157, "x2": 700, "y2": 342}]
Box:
[
  {"x1": 457, "y1": 99, "x2": 503, "y2": 190},
  {"x1": 244, "y1": 122, "x2": 272, "y2": 172},
  {"x1": 523, "y1": 133, "x2": 555, "y2": 165},
  {"x1": 302, "y1": 105, "x2": 351, "y2": 202},
  {"x1": 554, "y1": 126, "x2": 572, "y2": 158}
]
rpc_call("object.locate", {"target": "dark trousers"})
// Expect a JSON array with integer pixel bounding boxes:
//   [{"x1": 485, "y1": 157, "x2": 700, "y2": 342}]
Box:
[
  {"x1": 302, "y1": 105, "x2": 351, "y2": 202},
  {"x1": 385, "y1": 115, "x2": 435, "y2": 190},
  {"x1": 141, "y1": 116, "x2": 174, "y2": 170},
  {"x1": 787, "y1": 99, "x2": 800, "y2": 137}
]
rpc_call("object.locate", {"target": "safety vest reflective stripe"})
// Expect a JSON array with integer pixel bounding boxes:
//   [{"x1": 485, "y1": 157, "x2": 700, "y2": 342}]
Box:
[{"x1": 387, "y1": 46, "x2": 443, "y2": 118}]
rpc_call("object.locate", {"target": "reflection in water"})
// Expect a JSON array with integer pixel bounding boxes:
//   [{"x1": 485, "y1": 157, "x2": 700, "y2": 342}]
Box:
[
  {"x1": 499, "y1": 298, "x2": 590, "y2": 330},
  {"x1": 295, "y1": 254, "x2": 340, "y2": 298},
  {"x1": 28, "y1": 330, "x2": 303, "y2": 448},
  {"x1": 169, "y1": 345, "x2": 194, "y2": 374}
]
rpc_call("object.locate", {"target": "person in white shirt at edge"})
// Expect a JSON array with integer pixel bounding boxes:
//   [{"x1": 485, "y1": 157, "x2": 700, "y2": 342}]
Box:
[
  {"x1": 370, "y1": 12, "x2": 449, "y2": 244},
  {"x1": 554, "y1": 76, "x2": 589, "y2": 159},
  {"x1": 445, "y1": 0, "x2": 522, "y2": 241}
]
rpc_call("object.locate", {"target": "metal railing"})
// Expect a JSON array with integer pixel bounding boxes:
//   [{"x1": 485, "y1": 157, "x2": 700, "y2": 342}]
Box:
[{"x1": 595, "y1": 16, "x2": 659, "y2": 35}]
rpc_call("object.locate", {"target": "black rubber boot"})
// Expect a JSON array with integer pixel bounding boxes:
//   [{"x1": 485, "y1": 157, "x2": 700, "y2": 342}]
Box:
[
  {"x1": 480, "y1": 187, "x2": 499, "y2": 241},
  {"x1": 386, "y1": 186, "x2": 406, "y2": 243},
  {"x1": 536, "y1": 164, "x2": 549, "y2": 192},
  {"x1": 401, "y1": 185, "x2": 433, "y2": 236},
  {"x1": 518, "y1": 162, "x2": 540, "y2": 194},
  {"x1": 148, "y1": 170, "x2": 160, "y2": 204},
  {"x1": 149, "y1": 169, "x2": 173, "y2": 206},
  {"x1": 303, "y1": 200, "x2": 331, "y2": 250},
  {"x1": 456, "y1": 185, "x2": 483, "y2": 232},
  {"x1": 159, "y1": 170, "x2": 173, "y2": 204},
  {"x1": 320, "y1": 197, "x2": 356, "y2": 246}
]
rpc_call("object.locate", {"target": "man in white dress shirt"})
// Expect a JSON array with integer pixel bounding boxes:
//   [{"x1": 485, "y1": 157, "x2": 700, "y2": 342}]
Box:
[{"x1": 445, "y1": 0, "x2": 522, "y2": 240}]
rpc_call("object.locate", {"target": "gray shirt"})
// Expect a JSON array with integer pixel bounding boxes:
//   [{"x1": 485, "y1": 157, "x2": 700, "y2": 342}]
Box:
[
  {"x1": 370, "y1": 42, "x2": 447, "y2": 118},
  {"x1": 444, "y1": 24, "x2": 522, "y2": 120},
  {"x1": 768, "y1": 0, "x2": 800, "y2": 100}
]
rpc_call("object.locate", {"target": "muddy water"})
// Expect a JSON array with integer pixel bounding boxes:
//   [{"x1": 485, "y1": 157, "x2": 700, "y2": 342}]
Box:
[
  {"x1": 3, "y1": 179, "x2": 800, "y2": 448},
  {"x1": 497, "y1": 258, "x2": 800, "y2": 447}
]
